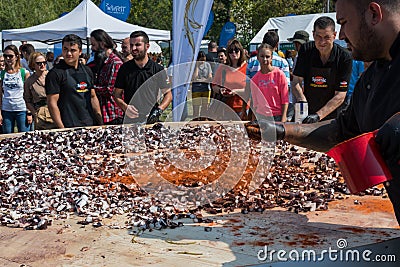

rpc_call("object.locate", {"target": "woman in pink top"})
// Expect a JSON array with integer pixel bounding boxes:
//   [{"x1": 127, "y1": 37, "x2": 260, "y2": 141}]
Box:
[{"x1": 250, "y1": 43, "x2": 288, "y2": 122}]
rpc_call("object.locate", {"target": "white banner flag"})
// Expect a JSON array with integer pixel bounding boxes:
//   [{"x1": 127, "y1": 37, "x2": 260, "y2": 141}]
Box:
[{"x1": 171, "y1": 0, "x2": 214, "y2": 121}]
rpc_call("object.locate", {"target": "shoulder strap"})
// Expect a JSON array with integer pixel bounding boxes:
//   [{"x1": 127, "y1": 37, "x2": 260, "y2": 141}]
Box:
[
  {"x1": 0, "y1": 69, "x2": 26, "y2": 85},
  {"x1": 80, "y1": 65, "x2": 93, "y2": 88},
  {"x1": 0, "y1": 70, "x2": 5, "y2": 81},
  {"x1": 20, "y1": 68, "x2": 25, "y2": 82},
  {"x1": 0, "y1": 70, "x2": 4, "y2": 89}
]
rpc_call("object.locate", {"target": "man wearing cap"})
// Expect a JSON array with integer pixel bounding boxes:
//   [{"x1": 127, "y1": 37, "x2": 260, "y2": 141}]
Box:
[
  {"x1": 287, "y1": 30, "x2": 309, "y2": 70},
  {"x1": 291, "y1": 16, "x2": 352, "y2": 123}
]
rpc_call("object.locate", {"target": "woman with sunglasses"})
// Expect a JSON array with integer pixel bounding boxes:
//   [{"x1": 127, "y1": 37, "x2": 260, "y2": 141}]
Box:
[
  {"x1": 24, "y1": 52, "x2": 55, "y2": 130},
  {"x1": 0, "y1": 45, "x2": 31, "y2": 133},
  {"x1": 212, "y1": 39, "x2": 248, "y2": 120}
]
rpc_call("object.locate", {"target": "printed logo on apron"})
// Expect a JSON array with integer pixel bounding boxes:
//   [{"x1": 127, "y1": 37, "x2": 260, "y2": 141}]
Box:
[
  {"x1": 76, "y1": 81, "x2": 89, "y2": 93},
  {"x1": 311, "y1": 76, "x2": 328, "y2": 88},
  {"x1": 309, "y1": 67, "x2": 331, "y2": 89}
]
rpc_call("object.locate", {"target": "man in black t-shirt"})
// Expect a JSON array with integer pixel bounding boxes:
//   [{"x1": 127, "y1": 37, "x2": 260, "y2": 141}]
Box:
[
  {"x1": 46, "y1": 34, "x2": 102, "y2": 128},
  {"x1": 205, "y1": 41, "x2": 218, "y2": 63},
  {"x1": 292, "y1": 16, "x2": 352, "y2": 123},
  {"x1": 114, "y1": 31, "x2": 171, "y2": 124}
]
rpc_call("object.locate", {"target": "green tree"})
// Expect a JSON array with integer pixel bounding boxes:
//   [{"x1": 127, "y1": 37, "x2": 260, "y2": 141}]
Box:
[
  {"x1": 0, "y1": 0, "x2": 94, "y2": 30},
  {"x1": 206, "y1": 0, "x2": 232, "y2": 42},
  {"x1": 127, "y1": 0, "x2": 172, "y2": 30},
  {"x1": 230, "y1": 0, "x2": 254, "y2": 48},
  {"x1": 208, "y1": 0, "x2": 327, "y2": 48}
]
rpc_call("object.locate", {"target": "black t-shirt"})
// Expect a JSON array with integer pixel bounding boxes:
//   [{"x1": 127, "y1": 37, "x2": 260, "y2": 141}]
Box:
[
  {"x1": 336, "y1": 33, "x2": 400, "y2": 177},
  {"x1": 114, "y1": 59, "x2": 168, "y2": 120},
  {"x1": 294, "y1": 42, "x2": 352, "y2": 119},
  {"x1": 206, "y1": 52, "x2": 218, "y2": 63},
  {"x1": 45, "y1": 60, "x2": 95, "y2": 128}
]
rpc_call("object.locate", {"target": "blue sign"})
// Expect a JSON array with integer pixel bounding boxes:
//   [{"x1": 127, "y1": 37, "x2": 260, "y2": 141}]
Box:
[
  {"x1": 53, "y1": 42, "x2": 62, "y2": 58},
  {"x1": 99, "y1": 0, "x2": 131, "y2": 22},
  {"x1": 59, "y1": 12, "x2": 69, "y2": 18},
  {"x1": 218, "y1": 22, "x2": 236, "y2": 48},
  {"x1": 203, "y1": 10, "x2": 214, "y2": 38}
]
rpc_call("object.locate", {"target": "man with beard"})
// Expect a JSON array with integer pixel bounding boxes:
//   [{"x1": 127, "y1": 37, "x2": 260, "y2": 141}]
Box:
[
  {"x1": 89, "y1": 29, "x2": 124, "y2": 125},
  {"x1": 247, "y1": 0, "x2": 400, "y2": 225},
  {"x1": 292, "y1": 16, "x2": 352, "y2": 123},
  {"x1": 46, "y1": 34, "x2": 102, "y2": 128},
  {"x1": 114, "y1": 31, "x2": 172, "y2": 124}
]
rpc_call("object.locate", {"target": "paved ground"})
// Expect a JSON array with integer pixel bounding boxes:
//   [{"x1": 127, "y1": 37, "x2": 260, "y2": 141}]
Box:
[{"x1": 0, "y1": 195, "x2": 398, "y2": 267}]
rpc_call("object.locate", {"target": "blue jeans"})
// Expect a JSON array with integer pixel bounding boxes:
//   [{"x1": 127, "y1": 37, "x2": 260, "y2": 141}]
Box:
[{"x1": 2, "y1": 110, "x2": 31, "y2": 133}]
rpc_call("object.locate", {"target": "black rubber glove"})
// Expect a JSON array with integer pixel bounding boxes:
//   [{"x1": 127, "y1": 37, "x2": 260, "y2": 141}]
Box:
[
  {"x1": 245, "y1": 120, "x2": 285, "y2": 142},
  {"x1": 302, "y1": 113, "x2": 320, "y2": 124},
  {"x1": 375, "y1": 113, "x2": 400, "y2": 164},
  {"x1": 146, "y1": 106, "x2": 163, "y2": 124}
]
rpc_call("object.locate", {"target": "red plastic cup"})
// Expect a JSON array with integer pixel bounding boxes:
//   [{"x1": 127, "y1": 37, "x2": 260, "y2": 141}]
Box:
[{"x1": 327, "y1": 131, "x2": 392, "y2": 194}]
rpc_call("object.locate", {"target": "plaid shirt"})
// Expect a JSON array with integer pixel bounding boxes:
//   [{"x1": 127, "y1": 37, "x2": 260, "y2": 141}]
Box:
[{"x1": 95, "y1": 52, "x2": 124, "y2": 123}]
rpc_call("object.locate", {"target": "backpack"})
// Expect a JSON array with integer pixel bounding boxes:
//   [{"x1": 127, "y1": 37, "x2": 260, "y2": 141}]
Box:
[{"x1": 0, "y1": 68, "x2": 26, "y2": 84}]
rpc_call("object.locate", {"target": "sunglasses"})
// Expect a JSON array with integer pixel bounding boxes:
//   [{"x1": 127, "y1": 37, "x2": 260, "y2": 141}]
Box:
[
  {"x1": 35, "y1": 61, "x2": 46, "y2": 66},
  {"x1": 3, "y1": 54, "x2": 15, "y2": 59},
  {"x1": 228, "y1": 48, "x2": 240, "y2": 54}
]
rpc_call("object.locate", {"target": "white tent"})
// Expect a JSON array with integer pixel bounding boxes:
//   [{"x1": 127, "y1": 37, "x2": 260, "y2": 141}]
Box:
[
  {"x1": 250, "y1": 12, "x2": 340, "y2": 50},
  {"x1": 0, "y1": 33, "x2": 52, "y2": 53},
  {"x1": 2, "y1": 0, "x2": 170, "y2": 44}
]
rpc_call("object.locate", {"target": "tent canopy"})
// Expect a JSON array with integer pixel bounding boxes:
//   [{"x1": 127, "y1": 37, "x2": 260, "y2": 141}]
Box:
[
  {"x1": 2, "y1": 0, "x2": 170, "y2": 44},
  {"x1": 250, "y1": 13, "x2": 339, "y2": 47}
]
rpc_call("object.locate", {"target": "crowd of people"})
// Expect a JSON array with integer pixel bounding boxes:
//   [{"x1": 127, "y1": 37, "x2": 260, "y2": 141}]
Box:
[
  {"x1": 0, "y1": 30, "x2": 170, "y2": 133},
  {"x1": 0, "y1": 18, "x2": 355, "y2": 133}
]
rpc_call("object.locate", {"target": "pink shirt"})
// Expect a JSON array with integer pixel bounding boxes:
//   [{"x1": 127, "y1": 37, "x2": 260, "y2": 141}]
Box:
[{"x1": 250, "y1": 68, "x2": 288, "y2": 117}]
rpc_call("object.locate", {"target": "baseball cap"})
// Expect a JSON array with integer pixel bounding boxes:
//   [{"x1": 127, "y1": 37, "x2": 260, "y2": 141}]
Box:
[{"x1": 287, "y1": 30, "x2": 310, "y2": 44}]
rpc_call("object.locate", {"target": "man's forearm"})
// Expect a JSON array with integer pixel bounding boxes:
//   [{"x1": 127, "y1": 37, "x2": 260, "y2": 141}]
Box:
[
  {"x1": 91, "y1": 94, "x2": 103, "y2": 125},
  {"x1": 292, "y1": 76, "x2": 306, "y2": 102},
  {"x1": 113, "y1": 89, "x2": 128, "y2": 112},
  {"x1": 159, "y1": 90, "x2": 172, "y2": 110},
  {"x1": 316, "y1": 92, "x2": 346, "y2": 120},
  {"x1": 48, "y1": 103, "x2": 64, "y2": 128},
  {"x1": 284, "y1": 119, "x2": 340, "y2": 152}
]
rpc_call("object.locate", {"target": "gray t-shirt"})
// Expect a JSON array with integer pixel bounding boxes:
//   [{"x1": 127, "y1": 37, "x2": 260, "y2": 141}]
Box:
[
  {"x1": 192, "y1": 61, "x2": 212, "y2": 93},
  {"x1": 2, "y1": 70, "x2": 27, "y2": 111}
]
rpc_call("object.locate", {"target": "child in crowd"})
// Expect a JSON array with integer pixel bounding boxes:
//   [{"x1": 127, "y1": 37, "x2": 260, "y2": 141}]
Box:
[{"x1": 250, "y1": 43, "x2": 288, "y2": 122}]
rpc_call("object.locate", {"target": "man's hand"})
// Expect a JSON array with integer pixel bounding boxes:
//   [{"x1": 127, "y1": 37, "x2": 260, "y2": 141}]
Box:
[
  {"x1": 146, "y1": 106, "x2": 163, "y2": 124},
  {"x1": 375, "y1": 113, "x2": 400, "y2": 164},
  {"x1": 302, "y1": 113, "x2": 320, "y2": 124},
  {"x1": 26, "y1": 114, "x2": 33, "y2": 124},
  {"x1": 245, "y1": 120, "x2": 285, "y2": 142},
  {"x1": 126, "y1": 105, "x2": 139, "y2": 119},
  {"x1": 220, "y1": 86, "x2": 233, "y2": 96}
]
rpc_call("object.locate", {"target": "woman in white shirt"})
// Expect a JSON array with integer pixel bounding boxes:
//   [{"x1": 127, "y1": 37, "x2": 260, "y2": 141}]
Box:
[{"x1": 0, "y1": 45, "x2": 31, "y2": 133}]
